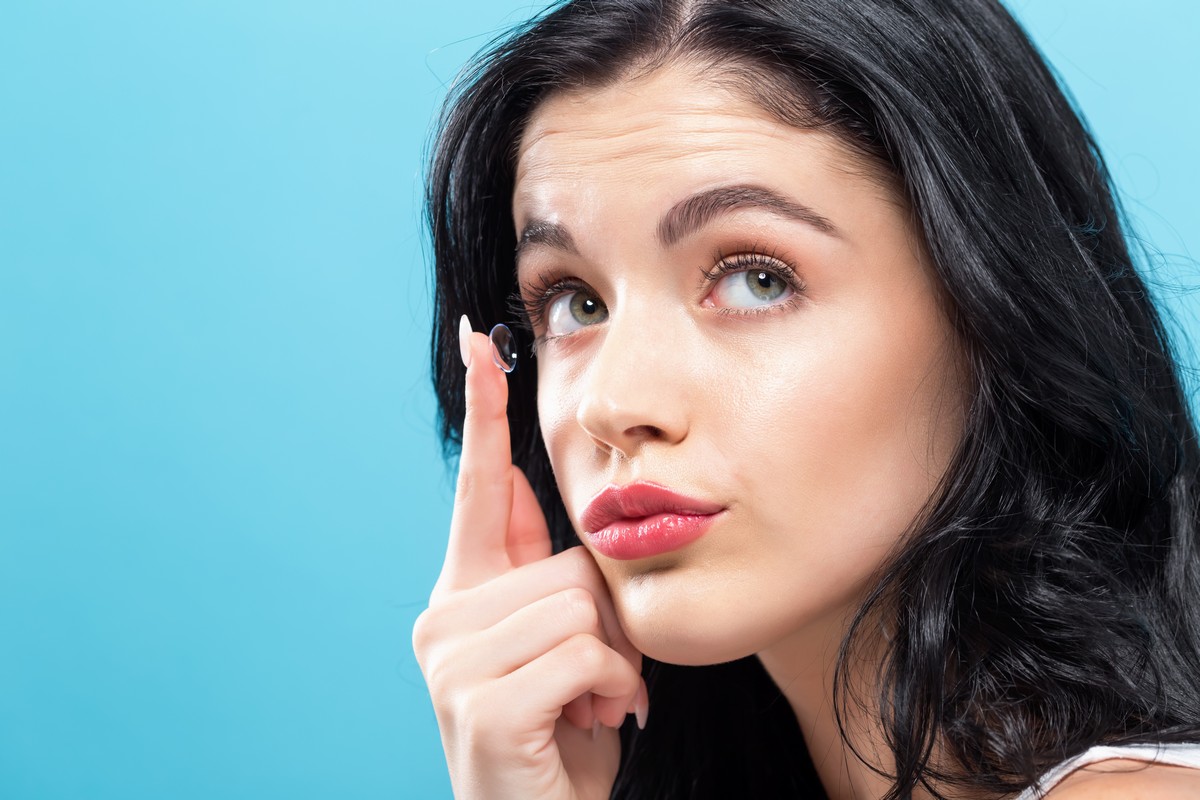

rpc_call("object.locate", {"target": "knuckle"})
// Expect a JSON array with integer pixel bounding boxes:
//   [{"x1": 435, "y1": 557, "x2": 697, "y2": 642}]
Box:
[
  {"x1": 411, "y1": 609, "x2": 467, "y2": 692},
  {"x1": 558, "y1": 547, "x2": 602, "y2": 588},
  {"x1": 418, "y1": 648, "x2": 448, "y2": 693},
  {"x1": 558, "y1": 587, "x2": 600, "y2": 630},
  {"x1": 410, "y1": 609, "x2": 436, "y2": 661},
  {"x1": 422, "y1": 641, "x2": 470, "y2": 705},
  {"x1": 464, "y1": 391, "x2": 506, "y2": 426},
  {"x1": 564, "y1": 633, "x2": 607, "y2": 671},
  {"x1": 454, "y1": 464, "x2": 512, "y2": 503}
]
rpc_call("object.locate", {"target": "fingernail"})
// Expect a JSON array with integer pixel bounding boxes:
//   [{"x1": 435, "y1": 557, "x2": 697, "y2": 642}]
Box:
[
  {"x1": 591, "y1": 719, "x2": 602, "y2": 741},
  {"x1": 458, "y1": 314, "x2": 472, "y2": 368},
  {"x1": 635, "y1": 679, "x2": 649, "y2": 731}
]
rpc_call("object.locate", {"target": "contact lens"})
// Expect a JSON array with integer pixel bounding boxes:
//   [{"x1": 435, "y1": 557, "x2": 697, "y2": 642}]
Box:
[{"x1": 489, "y1": 323, "x2": 518, "y2": 373}]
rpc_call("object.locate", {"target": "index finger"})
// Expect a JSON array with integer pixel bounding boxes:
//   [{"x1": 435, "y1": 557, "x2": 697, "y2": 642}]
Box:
[{"x1": 436, "y1": 315, "x2": 518, "y2": 593}]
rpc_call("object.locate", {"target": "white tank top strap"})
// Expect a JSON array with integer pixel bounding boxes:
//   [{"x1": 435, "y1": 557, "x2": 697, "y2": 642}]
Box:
[{"x1": 1014, "y1": 742, "x2": 1200, "y2": 799}]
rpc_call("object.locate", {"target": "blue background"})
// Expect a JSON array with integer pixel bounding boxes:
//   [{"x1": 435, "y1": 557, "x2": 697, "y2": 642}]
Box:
[{"x1": 1, "y1": 1, "x2": 1196, "y2": 798}]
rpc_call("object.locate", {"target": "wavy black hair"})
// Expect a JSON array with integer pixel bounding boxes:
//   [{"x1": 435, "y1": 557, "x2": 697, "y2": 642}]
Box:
[{"x1": 424, "y1": 0, "x2": 1200, "y2": 797}]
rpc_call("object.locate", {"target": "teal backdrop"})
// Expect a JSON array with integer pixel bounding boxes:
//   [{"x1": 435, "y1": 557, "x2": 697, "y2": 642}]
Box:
[{"x1": 1, "y1": 1, "x2": 1196, "y2": 798}]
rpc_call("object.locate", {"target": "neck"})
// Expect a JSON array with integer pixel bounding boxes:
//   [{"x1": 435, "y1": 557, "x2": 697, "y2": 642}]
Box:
[{"x1": 756, "y1": 605, "x2": 937, "y2": 800}]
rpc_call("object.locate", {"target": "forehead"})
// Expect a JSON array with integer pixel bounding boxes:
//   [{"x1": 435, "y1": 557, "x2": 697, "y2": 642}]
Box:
[{"x1": 512, "y1": 63, "x2": 883, "y2": 224}]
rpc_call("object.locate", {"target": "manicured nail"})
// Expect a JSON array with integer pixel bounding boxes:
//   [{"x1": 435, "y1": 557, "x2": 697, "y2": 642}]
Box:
[
  {"x1": 458, "y1": 314, "x2": 472, "y2": 368},
  {"x1": 591, "y1": 719, "x2": 602, "y2": 741},
  {"x1": 635, "y1": 679, "x2": 649, "y2": 731}
]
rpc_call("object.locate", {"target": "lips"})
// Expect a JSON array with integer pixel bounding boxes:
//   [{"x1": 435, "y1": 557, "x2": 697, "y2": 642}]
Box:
[{"x1": 580, "y1": 481, "x2": 726, "y2": 560}]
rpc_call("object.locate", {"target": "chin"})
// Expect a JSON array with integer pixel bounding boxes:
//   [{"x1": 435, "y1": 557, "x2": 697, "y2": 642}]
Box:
[
  {"x1": 610, "y1": 570, "x2": 769, "y2": 666},
  {"x1": 630, "y1": 630, "x2": 759, "y2": 667}
]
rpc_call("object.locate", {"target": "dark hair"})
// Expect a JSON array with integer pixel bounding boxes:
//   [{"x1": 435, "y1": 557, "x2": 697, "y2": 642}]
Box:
[{"x1": 424, "y1": 0, "x2": 1200, "y2": 797}]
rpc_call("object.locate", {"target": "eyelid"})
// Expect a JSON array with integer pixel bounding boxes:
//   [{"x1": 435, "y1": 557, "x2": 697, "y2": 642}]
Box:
[{"x1": 699, "y1": 247, "x2": 806, "y2": 298}]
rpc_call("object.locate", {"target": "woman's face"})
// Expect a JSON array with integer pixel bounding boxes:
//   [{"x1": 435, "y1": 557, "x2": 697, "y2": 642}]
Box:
[{"x1": 511, "y1": 61, "x2": 968, "y2": 666}]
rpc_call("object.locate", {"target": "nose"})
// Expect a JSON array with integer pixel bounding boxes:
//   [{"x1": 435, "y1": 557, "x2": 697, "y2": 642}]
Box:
[{"x1": 574, "y1": 301, "x2": 690, "y2": 457}]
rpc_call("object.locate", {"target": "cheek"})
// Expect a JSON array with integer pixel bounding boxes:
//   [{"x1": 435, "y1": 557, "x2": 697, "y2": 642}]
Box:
[
  {"x1": 739, "y1": 303, "x2": 963, "y2": 550},
  {"x1": 535, "y1": 360, "x2": 582, "y2": 480}
]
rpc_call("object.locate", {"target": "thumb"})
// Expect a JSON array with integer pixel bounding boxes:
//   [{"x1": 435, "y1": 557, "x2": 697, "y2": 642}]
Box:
[{"x1": 506, "y1": 465, "x2": 553, "y2": 567}]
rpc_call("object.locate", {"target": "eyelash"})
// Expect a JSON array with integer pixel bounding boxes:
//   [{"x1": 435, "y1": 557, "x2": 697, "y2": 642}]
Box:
[
  {"x1": 703, "y1": 249, "x2": 806, "y2": 316},
  {"x1": 507, "y1": 248, "x2": 806, "y2": 352}
]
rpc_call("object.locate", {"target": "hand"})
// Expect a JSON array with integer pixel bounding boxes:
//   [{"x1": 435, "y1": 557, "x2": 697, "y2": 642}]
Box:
[{"x1": 412, "y1": 317, "x2": 648, "y2": 800}]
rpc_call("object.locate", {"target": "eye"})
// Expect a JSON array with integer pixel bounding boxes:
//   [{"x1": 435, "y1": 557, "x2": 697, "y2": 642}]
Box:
[
  {"x1": 546, "y1": 290, "x2": 609, "y2": 336},
  {"x1": 705, "y1": 266, "x2": 792, "y2": 309}
]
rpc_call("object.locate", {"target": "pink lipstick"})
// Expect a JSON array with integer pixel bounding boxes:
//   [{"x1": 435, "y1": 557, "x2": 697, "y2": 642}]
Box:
[{"x1": 580, "y1": 482, "x2": 726, "y2": 560}]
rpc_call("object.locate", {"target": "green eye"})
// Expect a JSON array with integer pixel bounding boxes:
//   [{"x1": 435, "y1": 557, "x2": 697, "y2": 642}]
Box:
[
  {"x1": 710, "y1": 268, "x2": 793, "y2": 308},
  {"x1": 547, "y1": 290, "x2": 608, "y2": 335}
]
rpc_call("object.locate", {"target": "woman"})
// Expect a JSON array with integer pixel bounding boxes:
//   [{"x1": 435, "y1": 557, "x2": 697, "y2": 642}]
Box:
[{"x1": 412, "y1": 0, "x2": 1200, "y2": 797}]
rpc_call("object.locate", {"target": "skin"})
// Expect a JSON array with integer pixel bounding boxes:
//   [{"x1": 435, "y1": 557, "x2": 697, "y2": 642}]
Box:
[
  {"x1": 413, "y1": 59, "x2": 1200, "y2": 800},
  {"x1": 515, "y1": 59, "x2": 966, "y2": 797}
]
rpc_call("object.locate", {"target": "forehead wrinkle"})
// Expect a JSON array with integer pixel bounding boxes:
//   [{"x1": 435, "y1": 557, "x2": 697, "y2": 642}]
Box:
[
  {"x1": 514, "y1": 86, "x2": 778, "y2": 182},
  {"x1": 515, "y1": 121, "x2": 784, "y2": 202}
]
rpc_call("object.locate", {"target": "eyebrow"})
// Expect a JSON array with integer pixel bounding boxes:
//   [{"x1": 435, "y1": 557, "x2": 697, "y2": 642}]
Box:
[
  {"x1": 658, "y1": 183, "x2": 839, "y2": 246},
  {"x1": 514, "y1": 183, "x2": 839, "y2": 263}
]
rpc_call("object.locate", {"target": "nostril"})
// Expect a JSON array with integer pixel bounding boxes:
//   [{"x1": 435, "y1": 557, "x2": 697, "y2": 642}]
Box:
[{"x1": 631, "y1": 424, "x2": 665, "y2": 439}]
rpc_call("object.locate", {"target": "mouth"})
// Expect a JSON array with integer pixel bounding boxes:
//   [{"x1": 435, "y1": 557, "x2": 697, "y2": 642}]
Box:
[{"x1": 580, "y1": 481, "x2": 726, "y2": 561}]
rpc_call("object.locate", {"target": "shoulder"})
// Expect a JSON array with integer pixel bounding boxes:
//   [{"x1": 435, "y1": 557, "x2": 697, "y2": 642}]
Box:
[{"x1": 1044, "y1": 757, "x2": 1200, "y2": 799}]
